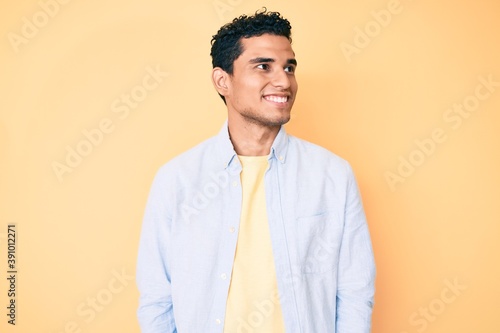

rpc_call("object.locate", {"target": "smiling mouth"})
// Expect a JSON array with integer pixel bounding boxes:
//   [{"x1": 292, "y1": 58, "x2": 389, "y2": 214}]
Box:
[{"x1": 263, "y1": 95, "x2": 289, "y2": 104}]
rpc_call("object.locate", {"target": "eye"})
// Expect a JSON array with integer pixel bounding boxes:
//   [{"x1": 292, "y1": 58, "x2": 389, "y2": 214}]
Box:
[
  {"x1": 284, "y1": 65, "x2": 295, "y2": 73},
  {"x1": 257, "y1": 64, "x2": 270, "y2": 70}
]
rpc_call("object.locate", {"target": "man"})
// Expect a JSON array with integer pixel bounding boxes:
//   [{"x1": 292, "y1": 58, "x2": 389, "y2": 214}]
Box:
[{"x1": 137, "y1": 9, "x2": 375, "y2": 333}]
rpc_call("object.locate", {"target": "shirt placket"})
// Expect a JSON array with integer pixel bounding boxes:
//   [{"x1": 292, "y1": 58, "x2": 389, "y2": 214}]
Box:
[
  {"x1": 210, "y1": 162, "x2": 242, "y2": 332},
  {"x1": 265, "y1": 155, "x2": 302, "y2": 332}
]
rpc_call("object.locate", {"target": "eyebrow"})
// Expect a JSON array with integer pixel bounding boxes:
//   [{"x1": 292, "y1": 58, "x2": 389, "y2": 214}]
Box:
[{"x1": 249, "y1": 57, "x2": 298, "y2": 66}]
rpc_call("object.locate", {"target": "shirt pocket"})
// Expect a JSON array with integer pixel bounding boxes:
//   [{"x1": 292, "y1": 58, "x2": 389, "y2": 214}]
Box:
[{"x1": 295, "y1": 211, "x2": 344, "y2": 274}]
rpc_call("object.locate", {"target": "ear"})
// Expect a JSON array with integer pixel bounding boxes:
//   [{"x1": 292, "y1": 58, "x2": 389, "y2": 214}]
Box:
[{"x1": 211, "y1": 67, "x2": 231, "y2": 98}]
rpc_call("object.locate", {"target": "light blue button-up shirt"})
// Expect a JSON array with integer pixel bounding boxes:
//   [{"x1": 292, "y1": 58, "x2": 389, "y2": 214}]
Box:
[{"x1": 137, "y1": 121, "x2": 376, "y2": 333}]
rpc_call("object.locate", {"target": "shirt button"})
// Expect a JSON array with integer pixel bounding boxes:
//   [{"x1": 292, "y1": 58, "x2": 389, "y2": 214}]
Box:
[
  {"x1": 220, "y1": 273, "x2": 227, "y2": 280},
  {"x1": 215, "y1": 318, "x2": 221, "y2": 325},
  {"x1": 232, "y1": 181, "x2": 238, "y2": 187},
  {"x1": 279, "y1": 155, "x2": 284, "y2": 161},
  {"x1": 229, "y1": 227, "x2": 235, "y2": 233}
]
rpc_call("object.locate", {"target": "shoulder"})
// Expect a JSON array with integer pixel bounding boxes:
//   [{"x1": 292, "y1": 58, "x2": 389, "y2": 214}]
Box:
[
  {"x1": 287, "y1": 134, "x2": 353, "y2": 176},
  {"x1": 158, "y1": 137, "x2": 216, "y2": 173},
  {"x1": 152, "y1": 135, "x2": 218, "y2": 183}
]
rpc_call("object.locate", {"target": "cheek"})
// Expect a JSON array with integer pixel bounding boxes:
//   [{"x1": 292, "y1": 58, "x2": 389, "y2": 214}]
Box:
[{"x1": 233, "y1": 80, "x2": 262, "y2": 100}]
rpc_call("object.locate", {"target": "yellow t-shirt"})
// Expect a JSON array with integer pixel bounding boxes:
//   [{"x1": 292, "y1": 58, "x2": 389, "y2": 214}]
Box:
[{"x1": 223, "y1": 155, "x2": 285, "y2": 333}]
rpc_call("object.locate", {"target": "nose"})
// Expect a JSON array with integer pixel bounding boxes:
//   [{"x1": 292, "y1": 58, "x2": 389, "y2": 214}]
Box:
[{"x1": 271, "y1": 68, "x2": 291, "y2": 90}]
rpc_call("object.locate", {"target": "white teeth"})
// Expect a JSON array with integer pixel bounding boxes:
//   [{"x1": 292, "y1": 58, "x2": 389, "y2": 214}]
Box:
[{"x1": 265, "y1": 95, "x2": 288, "y2": 103}]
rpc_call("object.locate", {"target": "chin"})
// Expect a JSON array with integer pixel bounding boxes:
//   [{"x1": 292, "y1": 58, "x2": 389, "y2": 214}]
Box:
[
  {"x1": 238, "y1": 107, "x2": 291, "y2": 127},
  {"x1": 266, "y1": 115, "x2": 290, "y2": 127}
]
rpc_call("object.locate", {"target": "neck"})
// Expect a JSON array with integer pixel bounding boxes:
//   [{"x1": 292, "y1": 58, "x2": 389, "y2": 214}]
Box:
[{"x1": 227, "y1": 113, "x2": 280, "y2": 156}]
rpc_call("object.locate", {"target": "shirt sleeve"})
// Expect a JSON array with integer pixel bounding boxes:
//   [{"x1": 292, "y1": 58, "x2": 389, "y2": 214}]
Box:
[
  {"x1": 136, "y1": 169, "x2": 177, "y2": 333},
  {"x1": 336, "y1": 163, "x2": 376, "y2": 332}
]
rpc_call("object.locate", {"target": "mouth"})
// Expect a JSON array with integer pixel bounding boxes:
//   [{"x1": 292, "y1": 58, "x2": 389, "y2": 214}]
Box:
[{"x1": 263, "y1": 94, "x2": 290, "y2": 105}]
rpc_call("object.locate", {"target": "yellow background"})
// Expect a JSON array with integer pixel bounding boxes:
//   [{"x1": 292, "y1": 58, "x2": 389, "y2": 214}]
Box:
[{"x1": 1, "y1": 0, "x2": 499, "y2": 332}]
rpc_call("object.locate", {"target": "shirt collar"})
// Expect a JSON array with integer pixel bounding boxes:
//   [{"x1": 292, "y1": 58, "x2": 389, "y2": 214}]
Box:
[{"x1": 216, "y1": 119, "x2": 289, "y2": 169}]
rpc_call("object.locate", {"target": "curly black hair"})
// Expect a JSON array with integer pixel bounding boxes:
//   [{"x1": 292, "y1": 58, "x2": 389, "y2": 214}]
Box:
[{"x1": 210, "y1": 8, "x2": 292, "y2": 103}]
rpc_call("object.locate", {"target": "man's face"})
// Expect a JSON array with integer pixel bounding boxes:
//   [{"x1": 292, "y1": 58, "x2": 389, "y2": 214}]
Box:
[{"x1": 225, "y1": 33, "x2": 298, "y2": 127}]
